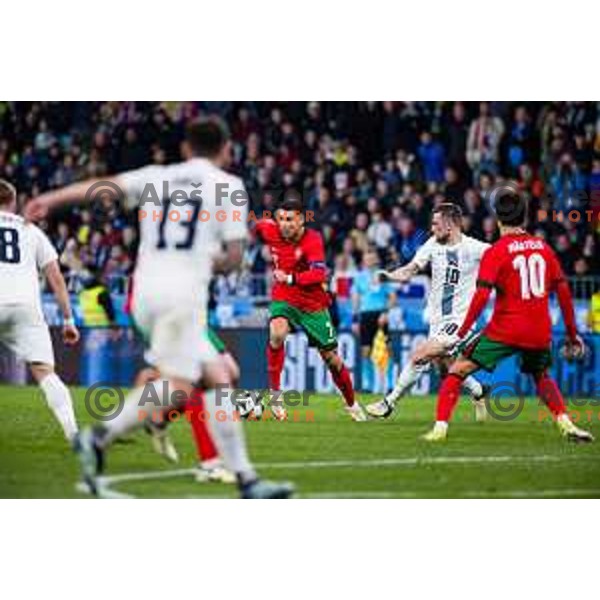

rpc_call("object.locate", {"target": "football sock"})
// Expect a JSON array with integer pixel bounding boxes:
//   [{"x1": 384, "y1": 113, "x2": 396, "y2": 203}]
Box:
[
  {"x1": 202, "y1": 388, "x2": 257, "y2": 485},
  {"x1": 388, "y1": 362, "x2": 426, "y2": 403},
  {"x1": 39, "y1": 373, "x2": 78, "y2": 441},
  {"x1": 186, "y1": 394, "x2": 219, "y2": 462},
  {"x1": 535, "y1": 374, "x2": 566, "y2": 418},
  {"x1": 462, "y1": 375, "x2": 484, "y2": 399},
  {"x1": 330, "y1": 363, "x2": 355, "y2": 407},
  {"x1": 267, "y1": 342, "x2": 285, "y2": 391},
  {"x1": 436, "y1": 373, "x2": 464, "y2": 422}
]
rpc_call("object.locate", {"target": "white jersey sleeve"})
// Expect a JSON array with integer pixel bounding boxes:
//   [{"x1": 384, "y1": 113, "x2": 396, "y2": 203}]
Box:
[
  {"x1": 32, "y1": 225, "x2": 59, "y2": 270},
  {"x1": 468, "y1": 236, "x2": 491, "y2": 263},
  {"x1": 412, "y1": 237, "x2": 435, "y2": 271},
  {"x1": 117, "y1": 166, "x2": 163, "y2": 210}
]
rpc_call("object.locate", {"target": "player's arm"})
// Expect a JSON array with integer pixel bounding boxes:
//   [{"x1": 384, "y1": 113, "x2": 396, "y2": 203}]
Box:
[
  {"x1": 33, "y1": 226, "x2": 80, "y2": 345},
  {"x1": 253, "y1": 217, "x2": 277, "y2": 244},
  {"x1": 24, "y1": 176, "x2": 125, "y2": 221},
  {"x1": 457, "y1": 285, "x2": 492, "y2": 338},
  {"x1": 289, "y1": 234, "x2": 327, "y2": 286},
  {"x1": 43, "y1": 261, "x2": 80, "y2": 345},
  {"x1": 456, "y1": 246, "x2": 499, "y2": 339},
  {"x1": 377, "y1": 261, "x2": 420, "y2": 283},
  {"x1": 549, "y1": 251, "x2": 584, "y2": 359},
  {"x1": 378, "y1": 238, "x2": 432, "y2": 283}
]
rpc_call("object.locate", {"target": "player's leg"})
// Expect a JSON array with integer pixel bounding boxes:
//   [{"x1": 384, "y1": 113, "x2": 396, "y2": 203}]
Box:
[
  {"x1": 367, "y1": 333, "x2": 447, "y2": 418},
  {"x1": 75, "y1": 306, "x2": 202, "y2": 493},
  {"x1": 524, "y1": 351, "x2": 593, "y2": 442},
  {"x1": 200, "y1": 356, "x2": 294, "y2": 498},
  {"x1": 422, "y1": 356, "x2": 480, "y2": 441},
  {"x1": 29, "y1": 362, "x2": 79, "y2": 443},
  {"x1": 301, "y1": 307, "x2": 366, "y2": 421},
  {"x1": 422, "y1": 334, "x2": 511, "y2": 440},
  {"x1": 438, "y1": 355, "x2": 489, "y2": 423},
  {"x1": 358, "y1": 311, "x2": 378, "y2": 393},
  {"x1": 267, "y1": 302, "x2": 295, "y2": 419},
  {"x1": 7, "y1": 308, "x2": 79, "y2": 443},
  {"x1": 186, "y1": 388, "x2": 236, "y2": 484},
  {"x1": 319, "y1": 347, "x2": 366, "y2": 421},
  {"x1": 267, "y1": 302, "x2": 291, "y2": 391},
  {"x1": 134, "y1": 365, "x2": 180, "y2": 463},
  {"x1": 190, "y1": 339, "x2": 239, "y2": 483}
]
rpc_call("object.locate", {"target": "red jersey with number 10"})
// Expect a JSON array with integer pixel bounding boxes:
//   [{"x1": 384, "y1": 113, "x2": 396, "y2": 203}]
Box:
[
  {"x1": 477, "y1": 233, "x2": 566, "y2": 350},
  {"x1": 255, "y1": 219, "x2": 331, "y2": 312}
]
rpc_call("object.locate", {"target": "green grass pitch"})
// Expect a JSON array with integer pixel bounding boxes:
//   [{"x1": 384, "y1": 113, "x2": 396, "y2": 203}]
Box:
[{"x1": 1, "y1": 384, "x2": 599, "y2": 498}]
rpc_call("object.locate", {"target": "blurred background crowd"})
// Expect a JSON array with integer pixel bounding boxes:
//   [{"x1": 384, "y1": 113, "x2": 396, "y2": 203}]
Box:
[{"x1": 1, "y1": 101, "x2": 599, "y2": 309}]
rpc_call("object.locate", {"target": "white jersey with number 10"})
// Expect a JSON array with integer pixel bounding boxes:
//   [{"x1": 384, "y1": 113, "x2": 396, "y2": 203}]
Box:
[{"x1": 412, "y1": 234, "x2": 490, "y2": 332}]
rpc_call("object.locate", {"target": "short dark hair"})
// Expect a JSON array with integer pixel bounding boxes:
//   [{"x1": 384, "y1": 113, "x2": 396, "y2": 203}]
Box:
[
  {"x1": 279, "y1": 196, "x2": 304, "y2": 213},
  {"x1": 185, "y1": 116, "x2": 230, "y2": 157},
  {"x1": 494, "y1": 193, "x2": 527, "y2": 227},
  {"x1": 0, "y1": 180, "x2": 16, "y2": 207},
  {"x1": 433, "y1": 202, "x2": 463, "y2": 225}
]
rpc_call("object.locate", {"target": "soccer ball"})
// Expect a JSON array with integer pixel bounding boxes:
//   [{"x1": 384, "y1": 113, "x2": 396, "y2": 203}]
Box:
[{"x1": 234, "y1": 390, "x2": 263, "y2": 420}]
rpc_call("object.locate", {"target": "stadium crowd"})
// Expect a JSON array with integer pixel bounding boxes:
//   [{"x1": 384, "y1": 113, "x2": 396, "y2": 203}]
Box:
[{"x1": 0, "y1": 101, "x2": 599, "y2": 301}]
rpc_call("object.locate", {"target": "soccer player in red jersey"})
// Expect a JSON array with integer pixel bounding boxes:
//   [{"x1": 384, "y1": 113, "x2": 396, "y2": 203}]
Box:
[
  {"x1": 255, "y1": 197, "x2": 366, "y2": 421},
  {"x1": 416, "y1": 192, "x2": 593, "y2": 442}
]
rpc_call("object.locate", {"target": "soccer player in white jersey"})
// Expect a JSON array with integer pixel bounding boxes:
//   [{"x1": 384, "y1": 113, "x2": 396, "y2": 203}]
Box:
[
  {"x1": 0, "y1": 180, "x2": 80, "y2": 442},
  {"x1": 366, "y1": 203, "x2": 489, "y2": 419},
  {"x1": 26, "y1": 118, "x2": 294, "y2": 499}
]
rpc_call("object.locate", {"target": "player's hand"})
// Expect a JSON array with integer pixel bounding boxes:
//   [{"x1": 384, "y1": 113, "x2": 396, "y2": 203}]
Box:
[
  {"x1": 351, "y1": 322, "x2": 360, "y2": 336},
  {"x1": 377, "y1": 313, "x2": 388, "y2": 328},
  {"x1": 63, "y1": 323, "x2": 80, "y2": 346},
  {"x1": 273, "y1": 269, "x2": 289, "y2": 283},
  {"x1": 376, "y1": 269, "x2": 411, "y2": 284},
  {"x1": 24, "y1": 198, "x2": 49, "y2": 222},
  {"x1": 561, "y1": 335, "x2": 586, "y2": 362}
]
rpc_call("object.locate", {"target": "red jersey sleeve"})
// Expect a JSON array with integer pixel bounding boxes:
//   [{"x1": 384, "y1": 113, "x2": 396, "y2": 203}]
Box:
[
  {"x1": 546, "y1": 247, "x2": 566, "y2": 292},
  {"x1": 255, "y1": 218, "x2": 278, "y2": 243},
  {"x1": 477, "y1": 245, "x2": 503, "y2": 289},
  {"x1": 546, "y1": 247, "x2": 578, "y2": 339},
  {"x1": 295, "y1": 231, "x2": 327, "y2": 287}
]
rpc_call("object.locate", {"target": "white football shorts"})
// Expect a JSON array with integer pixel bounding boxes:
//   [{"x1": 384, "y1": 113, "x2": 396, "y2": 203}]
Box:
[
  {"x1": 0, "y1": 304, "x2": 54, "y2": 366},
  {"x1": 132, "y1": 293, "x2": 217, "y2": 383}
]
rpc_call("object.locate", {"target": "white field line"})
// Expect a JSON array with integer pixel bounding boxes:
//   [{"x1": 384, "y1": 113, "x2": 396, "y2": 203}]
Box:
[{"x1": 98, "y1": 454, "x2": 597, "y2": 487}]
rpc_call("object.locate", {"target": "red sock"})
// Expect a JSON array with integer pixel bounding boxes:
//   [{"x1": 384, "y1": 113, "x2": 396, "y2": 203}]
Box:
[
  {"x1": 267, "y1": 343, "x2": 285, "y2": 390},
  {"x1": 186, "y1": 392, "x2": 218, "y2": 463},
  {"x1": 535, "y1": 374, "x2": 566, "y2": 418},
  {"x1": 330, "y1": 363, "x2": 355, "y2": 407},
  {"x1": 436, "y1": 374, "x2": 463, "y2": 422}
]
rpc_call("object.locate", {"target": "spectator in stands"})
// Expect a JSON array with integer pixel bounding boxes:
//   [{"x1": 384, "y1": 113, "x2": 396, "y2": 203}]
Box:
[
  {"x1": 417, "y1": 130, "x2": 445, "y2": 184},
  {"x1": 0, "y1": 100, "x2": 597, "y2": 317},
  {"x1": 466, "y1": 101, "x2": 505, "y2": 178}
]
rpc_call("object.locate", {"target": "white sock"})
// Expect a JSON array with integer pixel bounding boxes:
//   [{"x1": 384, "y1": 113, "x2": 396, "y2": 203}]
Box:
[
  {"x1": 388, "y1": 362, "x2": 426, "y2": 403},
  {"x1": 203, "y1": 388, "x2": 257, "y2": 484},
  {"x1": 435, "y1": 421, "x2": 448, "y2": 430},
  {"x1": 39, "y1": 373, "x2": 78, "y2": 441},
  {"x1": 102, "y1": 380, "x2": 171, "y2": 445},
  {"x1": 462, "y1": 376, "x2": 483, "y2": 399}
]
